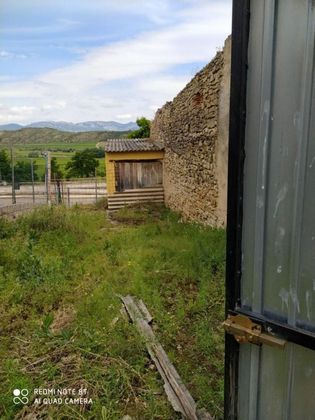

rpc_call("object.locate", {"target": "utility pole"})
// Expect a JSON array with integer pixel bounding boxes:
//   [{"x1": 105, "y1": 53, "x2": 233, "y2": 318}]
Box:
[
  {"x1": 31, "y1": 159, "x2": 35, "y2": 203},
  {"x1": 10, "y1": 147, "x2": 16, "y2": 204}
]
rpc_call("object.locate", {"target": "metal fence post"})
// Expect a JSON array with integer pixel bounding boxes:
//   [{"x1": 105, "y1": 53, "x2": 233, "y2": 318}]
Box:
[
  {"x1": 95, "y1": 172, "x2": 98, "y2": 203},
  {"x1": 10, "y1": 147, "x2": 16, "y2": 204},
  {"x1": 47, "y1": 151, "x2": 51, "y2": 205},
  {"x1": 61, "y1": 181, "x2": 64, "y2": 204},
  {"x1": 56, "y1": 179, "x2": 62, "y2": 204},
  {"x1": 31, "y1": 159, "x2": 35, "y2": 203}
]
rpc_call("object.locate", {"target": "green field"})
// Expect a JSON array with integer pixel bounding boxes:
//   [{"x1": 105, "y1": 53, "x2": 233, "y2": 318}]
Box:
[
  {"x1": 0, "y1": 141, "x2": 106, "y2": 179},
  {"x1": 11, "y1": 142, "x2": 98, "y2": 152},
  {"x1": 0, "y1": 127, "x2": 129, "y2": 179},
  {"x1": 0, "y1": 204, "x2": 225, "y2": 419},
  {"x1": 0, "y1": 127, "x2": 129, "y2": 146}
]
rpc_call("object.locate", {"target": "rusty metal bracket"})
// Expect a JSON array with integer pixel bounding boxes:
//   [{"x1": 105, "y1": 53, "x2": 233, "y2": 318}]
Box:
[{"x1": 223, "y1": 314, "x2": 286, "y2": 349}]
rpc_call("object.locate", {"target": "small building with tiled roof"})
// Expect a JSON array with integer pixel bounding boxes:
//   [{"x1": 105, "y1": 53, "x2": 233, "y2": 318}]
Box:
[{"x1": 103, "y1": 138, "x2": 164, "y2": 210}]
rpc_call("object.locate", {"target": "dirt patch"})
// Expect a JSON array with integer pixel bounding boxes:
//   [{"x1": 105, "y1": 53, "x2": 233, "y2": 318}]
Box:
[
  {"x1": 110, "y1": 203, "x2": 166, "y2": 225},
  {"x1": 50, "y1": 306, "x2": 76, "y2": 333}
]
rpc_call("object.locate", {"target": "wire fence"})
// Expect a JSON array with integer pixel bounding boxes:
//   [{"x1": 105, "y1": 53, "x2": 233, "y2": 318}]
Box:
[{"x1": 0, "y1": 177, "x2": 107, "y2": 208}]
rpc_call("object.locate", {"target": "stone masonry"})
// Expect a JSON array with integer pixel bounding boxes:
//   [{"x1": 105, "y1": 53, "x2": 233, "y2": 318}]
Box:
[{"x1": 150, "y1": 36, "x2": 231, "y2": 227}]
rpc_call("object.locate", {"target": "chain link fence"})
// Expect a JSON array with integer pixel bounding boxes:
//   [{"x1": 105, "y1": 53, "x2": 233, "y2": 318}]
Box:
[{"x1": 0, "y1": 177, "x2": 107, "y2": 208}]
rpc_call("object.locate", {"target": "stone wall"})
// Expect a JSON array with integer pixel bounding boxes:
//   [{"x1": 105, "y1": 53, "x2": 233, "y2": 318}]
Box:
[{"x1": 150, "y1": 36, "x2": 231, "y2": 226}]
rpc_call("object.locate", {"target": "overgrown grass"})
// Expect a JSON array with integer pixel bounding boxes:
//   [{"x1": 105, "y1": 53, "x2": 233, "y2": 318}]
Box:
[{"x1": 0, "y1": 204, "x2": 225, "y2": 419}]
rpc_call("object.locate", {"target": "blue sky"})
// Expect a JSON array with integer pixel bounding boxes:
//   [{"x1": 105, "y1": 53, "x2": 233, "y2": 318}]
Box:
[{"x1": 0, "y1": 0, "x2": 232, "y2": 124}]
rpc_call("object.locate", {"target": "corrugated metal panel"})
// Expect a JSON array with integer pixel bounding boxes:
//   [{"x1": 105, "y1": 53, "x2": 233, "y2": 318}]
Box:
[
  {"x1": 239, "y1": 0, "x2": 315, "y2": 418},
  {"x1": 239, "y1": 342, "x2": 315, "y2": 420},
  {"x1": 242, "y1": 0, "x2": 315, "y2": 330},
  {"x1": 107, "y1": 187, "x2": 164, "y2": 211}
]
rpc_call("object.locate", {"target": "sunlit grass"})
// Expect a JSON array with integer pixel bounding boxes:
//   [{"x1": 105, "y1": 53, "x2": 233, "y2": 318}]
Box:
[{"x1": 0, "y1": 204, "x2": 225, "y2": 419}]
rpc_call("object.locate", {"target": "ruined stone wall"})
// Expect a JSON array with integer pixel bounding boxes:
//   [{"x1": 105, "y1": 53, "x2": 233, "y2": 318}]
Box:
[{"x1": 150, "y1": 36, "x2": 231, "y2": 226}]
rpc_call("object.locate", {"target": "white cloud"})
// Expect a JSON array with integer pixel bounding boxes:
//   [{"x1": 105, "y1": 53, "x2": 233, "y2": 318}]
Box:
[
  {"x1": 0, "y1": 17, "x2": 81, "y2": 36},
  {"x1": 0, "y1": 1, "x2": 231, "y2": 123},
  {"x1": 0, "y1": 105, "x2": 37, "y2": 123},
  {"x1": 116, "y1": 113, "x2": 133, "y2": 120},
  {"x1": 0, "y1": 50, "x2": 27, "y2": 59},
  {"x1": 0, "y1": 50, "x2": 10, "y2": 58},
  {"x1": 38, "y1": 8, "x2": 230, "y2": 90},
  {"x1": 0, "y1": 75, "x2": 16, "y2": 82}
]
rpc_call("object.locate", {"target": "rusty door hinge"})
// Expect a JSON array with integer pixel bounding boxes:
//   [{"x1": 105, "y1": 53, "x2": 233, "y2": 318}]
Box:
[{"x1": 223, "y1": 314, "x2": 286, "y2": 349}]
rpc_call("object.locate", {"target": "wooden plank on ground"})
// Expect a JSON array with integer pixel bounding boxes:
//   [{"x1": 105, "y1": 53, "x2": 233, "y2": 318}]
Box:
[
  {"x1": 119, "y1": 295, "x2": 213, "y2": 420},
  {"x1": 137, "y1": 299, "x2": 153, "y2": 324}
]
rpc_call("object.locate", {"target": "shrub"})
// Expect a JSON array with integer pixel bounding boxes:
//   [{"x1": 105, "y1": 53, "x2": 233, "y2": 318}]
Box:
[
  {"x1": 0, "y1": 218, "x2": 15, "y2": 239},
  {"x1": 17, "y1": 242, "x2": 45, "y2": 283},
  {"x1": 95, "y1": 197, "x2": 108, "y2": 210},
  {"x1": 18, "y1": 206, "x2": 83, "y2": 238}
]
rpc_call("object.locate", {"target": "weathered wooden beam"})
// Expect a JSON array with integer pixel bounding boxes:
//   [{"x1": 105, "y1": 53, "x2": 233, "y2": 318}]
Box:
[
  {"x1": 137, "y1": 299, "x2": 153, "y2": 324},
  {"x1": 120, "y1": 295, "x2": 213, "y2": 420}
]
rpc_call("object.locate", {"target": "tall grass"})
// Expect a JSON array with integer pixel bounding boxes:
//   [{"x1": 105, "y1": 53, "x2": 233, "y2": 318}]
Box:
[{"x1": 0, "y1": 204, "x2": 225, "y2": 419}]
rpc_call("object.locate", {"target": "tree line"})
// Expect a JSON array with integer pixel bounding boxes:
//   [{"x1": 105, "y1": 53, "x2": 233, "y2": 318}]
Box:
[
  {"x1": 0, "y1": 148, "x2": 104, "y2": 183},
  {"x1": 0, "y1": 117, "x2": 151, "y2": 183}
]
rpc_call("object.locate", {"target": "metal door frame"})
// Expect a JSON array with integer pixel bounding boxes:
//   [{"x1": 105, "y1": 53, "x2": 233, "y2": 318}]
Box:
[{"x1": 225, "y1": 1, "x2": 315, "y2": 418}]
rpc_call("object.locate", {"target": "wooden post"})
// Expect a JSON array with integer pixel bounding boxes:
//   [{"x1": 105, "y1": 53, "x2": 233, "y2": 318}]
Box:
[{"x1": 67, "y1": 187, "x2": 70, "y2": 207}]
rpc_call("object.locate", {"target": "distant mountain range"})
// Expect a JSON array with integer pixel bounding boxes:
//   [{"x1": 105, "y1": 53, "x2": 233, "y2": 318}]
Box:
[
  {"x1": 0, "y1": 121, "x2": 138, "y2": 132},
  {"x1": 0, "y1": 127, "x2": 128, "y2": 146}
]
